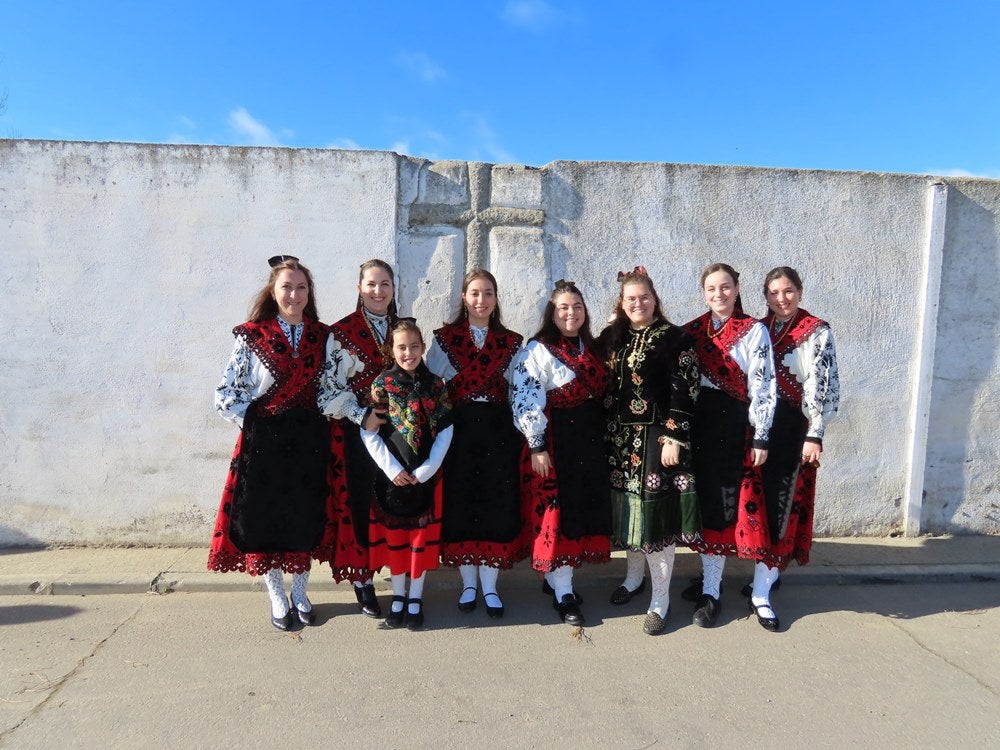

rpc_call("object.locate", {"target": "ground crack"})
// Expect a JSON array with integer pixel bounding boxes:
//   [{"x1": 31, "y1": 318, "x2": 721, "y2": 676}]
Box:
[
  {"x1": 885, "y1": 617, "x2": 998, "y2": 697},
  {"x1": 0, "y1": 602, "x2": 146, "y2": 742}
]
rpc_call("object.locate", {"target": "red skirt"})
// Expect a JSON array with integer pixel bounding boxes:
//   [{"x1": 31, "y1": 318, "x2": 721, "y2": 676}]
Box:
[
  {"x1": 766, "y1": 462, "x2": 818, "y2": 570},
  {"x1": 520, "y1": 443, "x2": 611, "y2": 573},
  {"x1": 312, "y1": 419, "x2": 371, "y2": 584},
  {"x1": 688, "y1": 389, "x2": 770, "y2": 563},
  {"x1": 368, "y1": 477, "x2": 443, "y2": 578}
]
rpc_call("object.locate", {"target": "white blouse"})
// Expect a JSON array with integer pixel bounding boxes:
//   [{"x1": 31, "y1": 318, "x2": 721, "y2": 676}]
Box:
[
  {"x1": 778, "y1": 323, "x2": 840, "y2": 442},
  {"x1": 509, "y1": 339, "x2": 588, "y2": 451}
]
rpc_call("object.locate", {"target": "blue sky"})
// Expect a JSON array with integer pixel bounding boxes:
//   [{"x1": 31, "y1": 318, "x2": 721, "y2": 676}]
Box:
[{"x1": 3, "y1": 1, "x2": 998, "y2": 176}]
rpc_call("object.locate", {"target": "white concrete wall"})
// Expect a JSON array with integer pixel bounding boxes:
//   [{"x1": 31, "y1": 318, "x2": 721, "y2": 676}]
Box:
[
  {"x1": 924, "y1": 180, "x2": 1000, "y2": 532},
  {"x1": 1, "y1": 140, "x2": 997, "y2": 545},
  {"x1": 0, "y1": 141, "x2": 397, "y2": 545}
]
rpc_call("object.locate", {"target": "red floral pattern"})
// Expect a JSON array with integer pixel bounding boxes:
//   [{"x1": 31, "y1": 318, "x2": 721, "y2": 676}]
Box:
[{"x1": 436, "y1": 322, "x2": 523, "y2": 403}]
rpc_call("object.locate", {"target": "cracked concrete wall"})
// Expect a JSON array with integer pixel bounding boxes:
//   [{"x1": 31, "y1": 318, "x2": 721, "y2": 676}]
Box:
[{"x1": 1, "y1": 140, "x2": 997, "y2": 545}]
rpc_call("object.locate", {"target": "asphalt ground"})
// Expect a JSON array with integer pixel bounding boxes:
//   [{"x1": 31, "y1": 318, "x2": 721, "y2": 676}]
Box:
[{"x1": 1, "y1": 536, "x2": 998, "y2": 748}]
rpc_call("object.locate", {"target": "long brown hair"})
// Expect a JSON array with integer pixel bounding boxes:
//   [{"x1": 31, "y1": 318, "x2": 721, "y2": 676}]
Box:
[
  {"x1": 447, "y1": 268, "x2": 507, "y2": 331},
  {"x1": 248, "y1": 258, "x2": 319, "y2": 322},
  {"x1": 700, "y1": 262, "x2": 744, "y2": 314},
  {"x1": 356, "y1": 258, "x2": 399, "y2": 320},
  {"x1": 529, "y1": 279, "x2": 600, "y2": 355}
]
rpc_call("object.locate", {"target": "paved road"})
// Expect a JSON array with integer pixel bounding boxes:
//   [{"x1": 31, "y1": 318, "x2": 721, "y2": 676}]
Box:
[{"x1": 2, "y1": 575, "x2": 999, "y2": 748}]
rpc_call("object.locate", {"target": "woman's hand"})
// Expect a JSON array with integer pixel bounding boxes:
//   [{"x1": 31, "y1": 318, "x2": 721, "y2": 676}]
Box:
[
  {"x1": 751, "y1": 448, "x2": 768, "y2": 467},
  {"x1": 802, "y1": 442, "x2": 822, "y2": 467},
  {"x1": 392, "y1": 470, "x2": 418, "y2": 486},
  {"x1": 660, "y1": 441, "x2": 680, "y2": 467},
  {"x1": 531, "y1": 451, "x2": 553, "y2": 477},
  {"x1": 363, "y1": 408, "x2": 387, "y2": 432}
]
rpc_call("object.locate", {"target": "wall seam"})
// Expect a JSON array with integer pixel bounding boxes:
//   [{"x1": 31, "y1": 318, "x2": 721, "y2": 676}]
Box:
[{"x1": 903, "y1": 180, "x2": 948, "y2": 536}]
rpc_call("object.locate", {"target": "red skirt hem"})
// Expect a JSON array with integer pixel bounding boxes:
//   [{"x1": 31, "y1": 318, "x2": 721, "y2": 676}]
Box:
[
  {"x1": 368, "y1": 480, "x2": 443, "y2": 578},
  {"x1": 440, "y1": 539, "x2": 530, "y2": 569}
]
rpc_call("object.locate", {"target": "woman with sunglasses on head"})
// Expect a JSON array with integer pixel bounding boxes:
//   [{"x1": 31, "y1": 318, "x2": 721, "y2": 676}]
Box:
[
  {"x1": 315, "y1": 259, "x2": 398, "y2": 619},
  {"x1": 682, "y1": 263, "x2": 776, "y2": 630},
  {"x1": 510, "y1": 280, "x2": 611, "y2": 626},
  {"x1": 209, "y1": 255, "x2": 333, "y2": 630},
  {"x1": 750, "y1": 266, "x2": 840, "y2": 629},
  {"x1": 426, "y1": 269, "x2": 527, "y2": 619},
  {"x1": 598, "y1": 266, "x2": 701, "y2": 635}
]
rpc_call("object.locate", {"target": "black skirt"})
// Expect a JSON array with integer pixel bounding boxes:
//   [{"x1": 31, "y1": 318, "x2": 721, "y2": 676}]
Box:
[
  {"x1": 340, "y1": 419, "x2": 378, "y2": 548},
  {"x1": 690, "y1": 388, "x2": 749, "y2": 532},
  {"x1": 230, "y1": 405, "x2": 330, "y2": 553},
  {"x1": 551, "y1": 399, "x2": 613, "y2": 540},
  {"x1": 760, "y1": 399, "x2": 808, "y2": 543},
  {"x1": 441, "y1": 401, "x2": 523, "y2": 543}
]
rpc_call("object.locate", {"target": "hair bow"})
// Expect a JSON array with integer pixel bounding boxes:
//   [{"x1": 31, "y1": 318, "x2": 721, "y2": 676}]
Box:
[{"x1": 616, "y1": 265, "x2": 648, "y2": 282}]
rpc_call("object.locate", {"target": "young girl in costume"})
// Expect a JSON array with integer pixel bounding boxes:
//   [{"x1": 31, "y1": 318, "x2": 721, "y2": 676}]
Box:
[
  {"x1": 426, "y1": 269, "x2": 526, "y2": 619},
  {"x1": 209, "y1": 256, "x2": 333, "y2": 631},
  {"x1": 510, "y1": 280, "x2": 611, "y2": 626},
  {"x1": 361, "y1": 319, "x2": 454, "y2": 630}
]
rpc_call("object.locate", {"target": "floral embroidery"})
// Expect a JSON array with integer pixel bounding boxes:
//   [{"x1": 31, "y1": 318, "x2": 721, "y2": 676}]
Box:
[{"x1": 629, "y1": 397, "x2": 648, "y2": 415}]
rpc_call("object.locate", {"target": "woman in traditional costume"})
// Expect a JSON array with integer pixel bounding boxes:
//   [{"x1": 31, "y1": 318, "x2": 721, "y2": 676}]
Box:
[
  {"x1": 682, "y1": 263, "x2": 776, "y2": 629},
  {"x1": 209, "y1": 256, "x2": 332, "y2": 630},
  {"x1": 750, "y1": 266, "x2": 840, "y2": 629},
  {"x1": 426, "y1": 269, "x2": 526, "y2": 619},
  {"x1": 361, "y1": 319, "x2": 454, "y2": 630},
  {"x1": 315, "y1": 259, "x2": 397, "y2": 618},
  {"x1": 510, "y1": 280, "x2": 611, "y2": 626},
  {"x1": 599, "y1": 267, "x2": 701, "y2": 635}
]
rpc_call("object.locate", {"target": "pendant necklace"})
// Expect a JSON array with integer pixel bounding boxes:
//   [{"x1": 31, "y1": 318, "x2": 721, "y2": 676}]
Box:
[
  {"x1": 708, "y1": 315, "x2": 730, "y2": 339},
  {"x1": 769, "y1": 315, "x2": 793, "y2": 348}
]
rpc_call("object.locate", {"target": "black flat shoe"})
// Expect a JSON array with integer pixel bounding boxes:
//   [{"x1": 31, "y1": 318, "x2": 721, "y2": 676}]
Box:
[
  {"x1": 680, "y1": 576, "x2": 724, "y2": 603},
  {"x1": 748, "y1": 598, "x2": 780, "y2": 632},
  {"x1": 692, "y1": 594, "x2": 721, "y2": 628},
  {"x1": 406, "y1": 598, "x2": 424, "y2": 630},
  {"x1": 458, "y1": 586, "x2": 478, "y2": 613},
  {"x1": 271, "y1": 610, "x2": 293, "y2": 631},
  {"x1": 384, "y1": 596, "x2": 406, "y2": 629},
  {"x1": 484, "y1": 592, "x2": 504, "y2": 619},
  {"x1": 741, "y1": 576, "x2": 782, "y2": 598},
  {"x1": 542, "y1": 579, "x2": 583, "y2": 604},
  {"x1": 294, "y1": 607, "x2": 316, "y2": 626},
  {"x1": 610, "y1": 578, "x2": 646, "y2": 605},
  {"x1": 642, "y1": 609, "x2": 668, "y2": 635},
  {"x1": 554, "y1": 593, "x2": 585, "y2": 626},
  {"x1": 355, "y1": 583, "x2": 382, "y2": 618}
]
